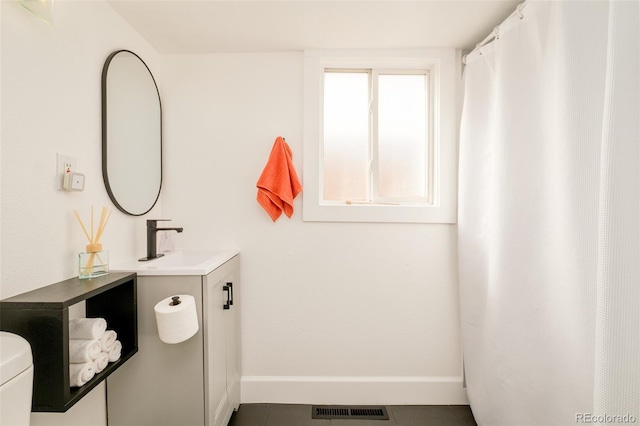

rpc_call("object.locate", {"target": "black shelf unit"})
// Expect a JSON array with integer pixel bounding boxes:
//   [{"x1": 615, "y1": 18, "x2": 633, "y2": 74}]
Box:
[{"x1": 0, "y1": 272, "x2": 138, "y2": 412}]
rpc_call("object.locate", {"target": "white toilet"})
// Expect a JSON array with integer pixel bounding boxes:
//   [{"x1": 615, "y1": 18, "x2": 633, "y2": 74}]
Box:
[{"x1": 0, "y1": 332, "x2": 33, "y2": 426}]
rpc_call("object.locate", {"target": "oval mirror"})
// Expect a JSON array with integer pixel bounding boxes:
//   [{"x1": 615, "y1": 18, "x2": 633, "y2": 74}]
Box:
[{"x1": 102, "y1": 50, "x2": 162, "y2": 216}]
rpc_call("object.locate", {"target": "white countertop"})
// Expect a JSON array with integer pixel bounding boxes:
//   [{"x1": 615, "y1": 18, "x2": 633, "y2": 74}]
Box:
[{"x1": 110, "y1": 249, "x2": 240, "y2": 276}]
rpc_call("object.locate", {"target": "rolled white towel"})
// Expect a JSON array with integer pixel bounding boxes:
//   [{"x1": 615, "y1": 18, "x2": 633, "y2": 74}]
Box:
[
  {"x1": 69, "y1": 318, "x2": 107, "y2": 340},
  {"x1": 69, "y1": 339, "x2": 101, "y2": 363},
  {"x1": 99, "y1": 330, "x2": 117, "y2": 352},
  {"x1": 69, "y1": 362, "x2": 96, "y2": 387},
  {"x1": 94, "y1": 352, "x2": 110, "y2": 373},
  {"x1": 108, "y1": 340, "x2": 122, "y2": 362}
]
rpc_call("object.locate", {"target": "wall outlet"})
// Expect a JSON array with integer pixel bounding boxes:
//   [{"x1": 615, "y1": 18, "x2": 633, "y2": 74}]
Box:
[{"x1": 56, "y1": 153, "x2": 76, "y2": 190}]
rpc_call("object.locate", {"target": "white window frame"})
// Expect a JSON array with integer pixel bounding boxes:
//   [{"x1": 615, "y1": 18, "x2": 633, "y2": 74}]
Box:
[{"x1": 303, "y1": 49, "x2": 458, "y2": 223}]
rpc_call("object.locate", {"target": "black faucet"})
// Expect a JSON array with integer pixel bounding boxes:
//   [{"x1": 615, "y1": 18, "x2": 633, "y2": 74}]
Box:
[{"x1": 139, "y1": 219, "x2": 184, "y2": 261}]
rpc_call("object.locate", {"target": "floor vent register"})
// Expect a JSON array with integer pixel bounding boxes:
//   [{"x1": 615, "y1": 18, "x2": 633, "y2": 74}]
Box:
[{"x1": 311, "y1": 405, "x2": 390, "y2": 420}]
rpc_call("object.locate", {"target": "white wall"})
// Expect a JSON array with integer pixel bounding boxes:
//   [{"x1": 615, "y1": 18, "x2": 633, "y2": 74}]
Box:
[
  {"x1": 1, "y1": 1, "x2": 163, "y2": 424},
  {"x1": 161, "y1": 53, "x2": 465, "y2": 404}
]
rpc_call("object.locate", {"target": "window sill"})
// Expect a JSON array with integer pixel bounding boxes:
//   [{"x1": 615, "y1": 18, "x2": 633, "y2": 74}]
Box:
[{"x1": 303, "y1": 201, "x2": 456, "y2": 224}]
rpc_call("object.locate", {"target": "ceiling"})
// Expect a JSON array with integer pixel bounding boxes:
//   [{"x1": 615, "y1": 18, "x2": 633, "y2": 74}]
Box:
[{"x1": 107, "y1": 0, "x2": 521, "y2": 54}]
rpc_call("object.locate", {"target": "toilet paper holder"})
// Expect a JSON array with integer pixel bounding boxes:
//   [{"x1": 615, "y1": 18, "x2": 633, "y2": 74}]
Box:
[{"x1": 154, "y1": 294, "x2": 199, "y2": 344}]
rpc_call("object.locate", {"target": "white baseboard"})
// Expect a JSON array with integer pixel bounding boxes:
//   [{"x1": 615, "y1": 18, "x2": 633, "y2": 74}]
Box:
[{"x1": 241, "y1": 376, "x2": 469, "y2": 405}]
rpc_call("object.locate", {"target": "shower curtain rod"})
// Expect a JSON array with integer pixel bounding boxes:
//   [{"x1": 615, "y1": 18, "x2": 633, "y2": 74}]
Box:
[{"x1": 462, "y1": 0, "x2": 528, "y2": 64}]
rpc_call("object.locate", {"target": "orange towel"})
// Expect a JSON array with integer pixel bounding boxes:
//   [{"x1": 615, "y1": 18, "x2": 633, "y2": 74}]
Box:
[{"x1": 256, "y1": 136, "x2": 302, "y2": 221}]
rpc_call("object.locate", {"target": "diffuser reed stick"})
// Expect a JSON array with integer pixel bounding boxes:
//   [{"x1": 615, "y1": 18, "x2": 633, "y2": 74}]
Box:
[{"x1": 74, "y1": 206, "x2": 111, "y2": 277}]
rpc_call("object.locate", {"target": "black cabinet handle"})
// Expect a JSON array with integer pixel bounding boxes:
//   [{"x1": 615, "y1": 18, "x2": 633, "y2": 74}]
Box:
[
  {"x1": 223, "y1": 285, "x2": 230, "y2": 310},
  {"x1": 227, "y1": 282, "x2": 234, "y2": 306}
]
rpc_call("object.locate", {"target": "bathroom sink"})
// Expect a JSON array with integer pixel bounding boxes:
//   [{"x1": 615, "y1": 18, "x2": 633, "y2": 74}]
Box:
[{"x1": 111, "y1": 249, "x2": 239, "y2": 276}]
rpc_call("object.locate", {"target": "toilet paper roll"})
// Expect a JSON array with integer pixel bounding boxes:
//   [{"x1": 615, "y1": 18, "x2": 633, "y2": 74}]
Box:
[{"x1": 154, "y1": 294, "x2": 199, "y2": 344}]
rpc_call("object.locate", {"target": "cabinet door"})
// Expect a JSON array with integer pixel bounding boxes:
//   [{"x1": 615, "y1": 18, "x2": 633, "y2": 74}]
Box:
[
  {"x1": 203, "y1": 274, "x2": 228, "y2": 426},
  {"x1": 225, "y1": 268, "x2": 241, "y2": 411}
]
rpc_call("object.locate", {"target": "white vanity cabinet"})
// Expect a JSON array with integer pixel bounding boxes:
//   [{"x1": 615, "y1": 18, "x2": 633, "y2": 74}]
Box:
[{"x1": 107, "y1": 253, "x2": 240, "y2": 426}]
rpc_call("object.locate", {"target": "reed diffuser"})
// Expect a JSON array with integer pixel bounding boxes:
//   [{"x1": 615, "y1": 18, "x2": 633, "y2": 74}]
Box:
[{"x1": 74, "y1": 206, "x2": 111, "y2": 279}]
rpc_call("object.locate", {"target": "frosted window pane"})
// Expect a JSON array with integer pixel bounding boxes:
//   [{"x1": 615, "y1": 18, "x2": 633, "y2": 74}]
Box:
[
  {"x1": 323, "y1": 72, "x2": 369, "y2": 201},
  {"x1": 378, "y1": 74, "x2": 427, "y2": 199}
]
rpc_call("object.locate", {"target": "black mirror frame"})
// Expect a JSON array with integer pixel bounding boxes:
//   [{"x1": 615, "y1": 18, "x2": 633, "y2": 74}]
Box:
[{"x1": 101, "y1": 49, "x2": 162, "y2": 216}]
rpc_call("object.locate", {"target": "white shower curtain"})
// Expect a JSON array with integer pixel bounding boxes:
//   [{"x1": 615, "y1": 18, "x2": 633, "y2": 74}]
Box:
[{"x1": 458, "y1": 1, "x2": 639, "y2": 425}]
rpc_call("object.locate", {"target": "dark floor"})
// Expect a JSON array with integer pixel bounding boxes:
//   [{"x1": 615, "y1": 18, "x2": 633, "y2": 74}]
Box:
[{"x1": 228, "y1": 404, "x2": 477, "y2": 426}]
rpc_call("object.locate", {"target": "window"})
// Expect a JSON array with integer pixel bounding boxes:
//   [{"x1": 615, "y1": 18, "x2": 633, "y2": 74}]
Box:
[
  {"x1": 323, "y1": 69, "x2": 430, "y2": 204},
  {"x1": 303, "y1": 50, "x2": 458, "y2": 223}
]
